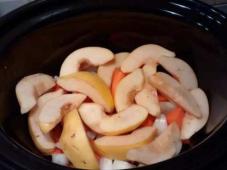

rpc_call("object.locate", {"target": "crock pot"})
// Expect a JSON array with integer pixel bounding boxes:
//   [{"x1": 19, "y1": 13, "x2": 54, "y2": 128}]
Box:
[{"x1": 0, "y1": 0, "x2": 227, "y2": 169}]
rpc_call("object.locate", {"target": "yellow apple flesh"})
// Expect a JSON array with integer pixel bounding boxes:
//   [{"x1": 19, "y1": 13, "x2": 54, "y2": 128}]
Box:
[
  {"x1": 60, "y1": 108, "x2": 99, "y2": 169},
  {"x1": 57, "y1": 71, "x2": 114, "y2": 113}
]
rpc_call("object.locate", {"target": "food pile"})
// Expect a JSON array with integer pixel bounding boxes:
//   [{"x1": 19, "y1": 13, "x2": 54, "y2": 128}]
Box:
[{"x1": 15, "y1": 44, "x2": 209, "y2": 169}]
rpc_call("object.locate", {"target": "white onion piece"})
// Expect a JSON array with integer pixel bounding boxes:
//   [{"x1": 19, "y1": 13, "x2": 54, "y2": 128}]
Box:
[
  {"x1": 86, "y1": 130, "x2": 97, "y2": 140},
  {"x1": 153, "y1": 114, "x2": 168, "y2": 135},
  {"x1": 138, "y1": 163, "x2": 146, "y2": 167},
  {"x1": 112, "y1": 160, "x2": 136, "y2": 169},
  {"x1": 99, "y1": 157, "x2": 113, "y2": 170},
  {"x1": 52, "y1": 153, "x2": 69, "y2": 166}
]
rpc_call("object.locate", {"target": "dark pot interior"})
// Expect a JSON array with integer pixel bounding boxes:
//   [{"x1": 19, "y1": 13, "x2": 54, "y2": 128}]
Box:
[{"x1": 0, "y1": 0, "x2": 227, "y2": 169}]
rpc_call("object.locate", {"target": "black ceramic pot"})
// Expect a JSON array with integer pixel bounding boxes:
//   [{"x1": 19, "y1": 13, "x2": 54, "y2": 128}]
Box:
[{"x1": 0, "y1": 0, "x2": 227, "y2": 169}]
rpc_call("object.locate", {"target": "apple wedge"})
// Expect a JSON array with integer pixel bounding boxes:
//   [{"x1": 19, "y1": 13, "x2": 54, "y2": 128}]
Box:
[
  {"x1": 29, "y1": 89, "x2": 63, "y2": 154},
  {"x1": 94, "y1": 127, "x2": 156, "y2": 160},
  {"x1": 135, "y1": 88, "x2": 160, "y2": 117},
  {"x1": 57, "y1": 72, "x2": 114, "y2": 113},
  {"x1": 59, "y1": 47, "x2": 114, "y2": 76},
  {"x1": 181, "y1": 88, "x2": 209, "y2": 139},
  {"x1": 79, "y1": 103, "x2": 148, "y2": 135},
  {"x1": 135, "y1": 64, "x2": 160, "y2": 116},
  {"x1": 121, "y1": 44, "x2": 175, "y2": 73},
  {"x1": 158, "y1": 57, "x2": 198, "y2": 90},
  {"x1": 114, "y1": 69, "x2": 144, "y2": 112},
  {"x1": 60, "y1": 108, "x2": 99, "y2": 169},
  {"x1": 149, "y1": 72, "x2": 202, "y2": 118},
  {"x1": 39, "y1": 93, "x2": 86, "y2": 133},
  {"x1": 98, "y1": 52, "x2": 129, "y2": 86},
  {"x1": 153, "y1": 114, "x2": 168, "y2": 135},
  {"x1": 16, "y1": 73, "x2": 55, "y2": 114},
  {"x1": 142, "y1": 63, "x2": 157, "y2": 78},
  {"x1": 120, "y1": 44, "x2": 196, "y2": 90},
  {"x1": 127, "y1": 123, "x2": 182, "y2": 165}
]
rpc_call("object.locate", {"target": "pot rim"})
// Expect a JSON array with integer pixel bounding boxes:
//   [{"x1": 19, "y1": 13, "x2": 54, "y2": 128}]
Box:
[{"x1": 0, "y1": 0, "x2": 227, "y2": 169}]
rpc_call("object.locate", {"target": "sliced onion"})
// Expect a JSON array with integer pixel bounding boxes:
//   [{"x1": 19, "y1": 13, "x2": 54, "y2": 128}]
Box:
[
  {"x1": 138, "y1": 163, "x2": 146, "y2": 167},
  {"x1": 99, "y1": 157, "x2": 113, "y2": 170},
  {"x1": 112, "y1": 160, "x2": 136, "y2": 169},
  {"x1": 153, "y1": 114, "x2": 168, "y2": 135},
  {"x1": 52, "y1": 153, "x2": 69, "y2": 166}
]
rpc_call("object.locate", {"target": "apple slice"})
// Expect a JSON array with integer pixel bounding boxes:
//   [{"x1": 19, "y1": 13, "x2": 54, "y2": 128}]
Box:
[
  {"x1": 127, "y1": 123, "x2": 182, "y2": 165},
  {"x1": 149, "y1": 72, "x2": 202, "y2": 118},
  {"x1": 98, "y1": 52, "x2": 129, "y2": 86},
  {"x1": 39, "y1": 93, "x2": 86, "y2": 133},
  {"x1": 135, "y1": 64, "x2": 160, "y2": 116},
  {"x1": 181, "y1": 88, "x2": 209, "y2": 139},
  {"x1": 121, "y1": 44, "x2": 175, "y2": 73},
  {"x1": 142, "y1": 63, "x2": 157, "y2": 79},
  {"x1": 59, "y1": 47, "x2": 114, "y2": 76},
  {"x1": 114, "y1": 69, "x2": 144, "y2": 112},
  {"x1": 158, "y1": 57, "x2": 198, "y2": 90},
  {"x1": 135, "y1": 88, "x2": 160, "y2": 117},
  {"x1": 29, "y1": 89, "x2": 63, "y2": 154},
  {"x1": 94, "y1": 127, "x2": 156, "y2": 160},
  {"x1": 57, "y1": 72, "x2": 114, "y2": 113},
  {"x1": 16, "y1": 73, "x2": 55, "y2": 114},
  {"x1": 142, "y1": 63, "x2": 157, "y2": 88},
  {"x1": 60, "y1": 108, "x2": 99, "y2": 169},
  {"x1": 120, "y1": 44, "x2": 196, "y2": 90},
  {"x1": 79, "y1": 103, "x2": 148, "y2": 135}
]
